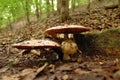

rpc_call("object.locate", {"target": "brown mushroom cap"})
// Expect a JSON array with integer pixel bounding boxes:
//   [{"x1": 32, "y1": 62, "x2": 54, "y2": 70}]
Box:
[
  {"x1": 44, "y1": 25, "x2": 91, "y2": 37},
  {"x1": 12, "y1": 39, "x2": 60, "y2": 49}
]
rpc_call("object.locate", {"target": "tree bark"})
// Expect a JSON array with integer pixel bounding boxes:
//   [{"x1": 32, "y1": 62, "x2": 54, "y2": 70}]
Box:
[
  {"x1": 46, "y1": 0, "x2": 50, "y2": 18},
  {"x1": 76, "y1": 0, "x2": 80, "y2": 7},
  {"x1": 72, "y1": 0, "x2": 75, "y2": 11},
  {"x1": 25, "y1": 0, "x2": 30, "y2": 24},
  {"x1": 60, "y1": 0, "x2": 70, "y2": 22},
  {"x1": 57, "y1": 0, "x2": 61, "y2": 15},
  {"x1": 35, "y1": 0, "x2": 40, "y2": 21},
  {"x1": 119, "y1": 0, "x2": 120, "y2": 11},
  {"x1": 51, "y1": 0, "x2": 54, "y2": 12},
  {"x1": 39, "y1": 0, "x2": 42, "y2": 16},
  {"x1": 87, "y1": 0, "x2": 91, "y2": 12}
]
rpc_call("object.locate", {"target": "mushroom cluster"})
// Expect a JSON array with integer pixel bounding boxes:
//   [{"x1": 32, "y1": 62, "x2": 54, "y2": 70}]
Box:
[
  {"x1": 44, "y1": 25, "x2": 91, "y2": 60},
  {"x1": 12, "y1": 25, "x2": 91, "y2": 61}
]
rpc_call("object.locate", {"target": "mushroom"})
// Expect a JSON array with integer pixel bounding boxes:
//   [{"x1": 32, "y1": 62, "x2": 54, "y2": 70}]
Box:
[
  {"x1": 12, "y1": 39, "x2": 63, "y2": 60},
  {"x1": 44, "y1": 25, "x2": 91, "y2": 39},
  {"x1": 44, "y1": 25, "x2": 91, "y2": 60}
]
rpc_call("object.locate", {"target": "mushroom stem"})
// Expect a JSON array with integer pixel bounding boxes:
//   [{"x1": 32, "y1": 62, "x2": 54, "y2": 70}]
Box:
[
  {"x1": 63, "y1": 53, "x2": 70, "y2": 60},
  {"x1": 61, "y1": 39, "x2": 78, "y2": 60}
]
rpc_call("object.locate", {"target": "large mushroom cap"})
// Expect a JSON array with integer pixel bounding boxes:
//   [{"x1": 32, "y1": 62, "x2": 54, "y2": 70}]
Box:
[
  {"x1": 44, "y1": 25, "x2": 91, "y2": 37},
  {"x1": 12, "y1": 39, "x2": 60, "y2": 49}
]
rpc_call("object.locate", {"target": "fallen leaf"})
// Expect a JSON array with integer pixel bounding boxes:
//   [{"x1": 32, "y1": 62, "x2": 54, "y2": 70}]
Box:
[
  {"x1": 99, "y1": 62, "x2": 103, "y2": 65},
  {"x1": 74, "y1": 68, "x2": 89, "y2": 74},
  {"x1": 30, "y1": 49, "x2": 41, "y2": 55},
  {"x1": 0, "y1": 66, "x2": 9, "y2": 73},
  {"x1": 10, "y1": 48, "x2": 20, "y2": 54},
  {"x1": 62, "y1": 74, "x2": 69, "y2": 80},
  {"x1": 113, "y1": 70, "x2": 120, "y2": 80},
  {"x1": 18, "y1": 49, "x2": 26, "y2": 55},
  {"x1": 91, "y1": 68, "x2": 103, "y2": 72},
  {"x1": 21, "y1": 62, "x2": 48, "y2": 80},
  {"x1": 48, "y1": 64, "x2": 55, "y2": 73},
  {"x1": 2, "y1": 76, "x2": 20, "y2": 80},
  {"x1": 2, "y1": 63, "x2": 48, "y2": 80}
]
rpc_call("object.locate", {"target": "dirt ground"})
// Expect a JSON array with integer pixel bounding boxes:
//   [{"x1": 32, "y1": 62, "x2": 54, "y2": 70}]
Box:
[{"x1": 0, "y1": 2, "x2": 120, "y2": 80}]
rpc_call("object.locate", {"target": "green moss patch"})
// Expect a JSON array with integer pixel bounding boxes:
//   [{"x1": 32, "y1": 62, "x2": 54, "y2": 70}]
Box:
[{"x1": 74, "y1": 28, "x2": 120, "y2": 55}]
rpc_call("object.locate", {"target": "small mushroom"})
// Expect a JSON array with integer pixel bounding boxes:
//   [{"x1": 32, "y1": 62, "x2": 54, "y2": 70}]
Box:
[
  {"x1": 44, "y1": 25, "x2": 91, "y2": 60},
  {"x1": 12, "y1": 39, "x2": 63, "y2": 60}
]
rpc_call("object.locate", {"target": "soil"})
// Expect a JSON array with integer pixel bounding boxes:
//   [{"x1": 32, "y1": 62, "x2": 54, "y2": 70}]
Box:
[{"x1": 0, "y1": 2, "x2": 120, "y2": 80}]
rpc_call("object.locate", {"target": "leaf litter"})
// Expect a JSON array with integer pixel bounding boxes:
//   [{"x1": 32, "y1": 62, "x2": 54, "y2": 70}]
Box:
[{"x1": 0, "y1": 3, "x2": 120, "y2": 80}]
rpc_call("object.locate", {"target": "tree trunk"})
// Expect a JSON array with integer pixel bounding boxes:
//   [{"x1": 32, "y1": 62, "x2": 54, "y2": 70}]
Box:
[
  {"x1": 119, "y1": 0, "x2": 120, "y2": 11},
  {"x1": 87, "y1": 0, "x2": 91, "y2": 12},
  {"x1": 60, "y1": 0, "x2": 70, "y2": 22},
  {"x1": 51, "y1": 0, "x2": 54, "y2": 12},
  {"x1": 46, "y1": 0, "x2": 50, "y2": 18},
  {"x1": 72, "y1": 0, "x2": 75, "y2": 11},
  {"x1": 35, "y1": 0, "x2": 40, "y2": 21},
  {"x1": 57, "y1": 0, "x2": 61, "y2": 15},
  {"x1": 7, "y1": 17, "x2": 12, "y2": 29},
  {"x1": 76, "y1": 0, "x2": 80, "y2": 7},
  {"x1": 39, "y1": 0, "x2": 42, "y2": 16},
  {"x1": 25, "y1": 0, "x2": 30, "y2": 24}
]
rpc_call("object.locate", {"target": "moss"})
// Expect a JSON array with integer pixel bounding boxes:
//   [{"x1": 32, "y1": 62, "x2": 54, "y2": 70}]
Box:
[
  {"x1": 74, "y1": 28, "x2": 120, "y2": 55},
  {"x1": 95, "y1": 28, "x2": 120, "y2": 48}
]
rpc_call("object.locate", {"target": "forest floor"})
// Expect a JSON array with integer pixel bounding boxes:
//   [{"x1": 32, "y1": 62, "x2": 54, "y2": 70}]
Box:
[{"x1": 0, "y1": 3, "x2": 120, "y2": 80}]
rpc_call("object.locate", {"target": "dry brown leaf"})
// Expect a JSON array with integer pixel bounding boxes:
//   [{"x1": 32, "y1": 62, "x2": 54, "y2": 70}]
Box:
[
  {"x1": 10, "y1": 48, "x2": 20, "y2": 54},
  {"x1": 21, "y1": 62, "x2": 48, "y2": 80},
  {"x1": 2, "y1": 63, "x2": 48, "y2": 80},
  {"x1": 30, "y1": 49, "x2": 41, "y2": 55},
  {"x1": 18, "y1": 49, "x2": 26, "y2": 55},
  {"x1": 0, "y1": 66, "x2": 9, "y2": 73},
  {"x1": 2, "y1": 76, "x2": 20, "y2": 80},
  {"x1": 48, "y1": 64, "x2": 55, "y2": 73},
  {"x1": 113, "y1": 70, "x2": 120, "y2": 80},
  {"x1": 62, "y1": 74, "x2": 69, "y2": 80},
  {"x1": 74, "y1": 68, "x2": 89, "y2": 74},
  {"x1": 91, "y1": 68, "x2": 103, "y2": 72}
]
